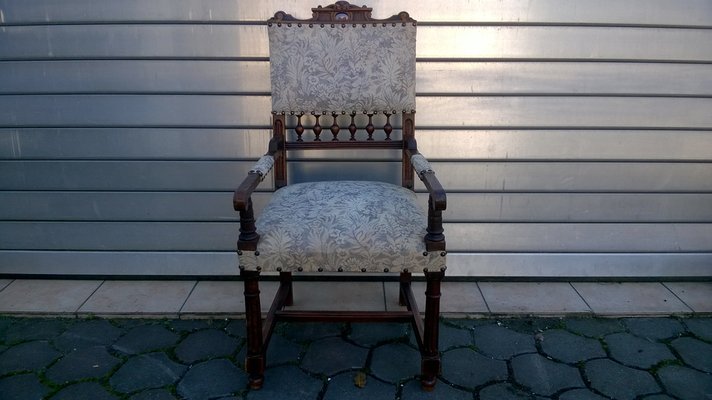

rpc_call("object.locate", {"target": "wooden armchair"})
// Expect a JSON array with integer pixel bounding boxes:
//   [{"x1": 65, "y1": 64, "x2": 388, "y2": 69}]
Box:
[{"x1": 233, "y1": 1, "x2": 446, "y2": 391}]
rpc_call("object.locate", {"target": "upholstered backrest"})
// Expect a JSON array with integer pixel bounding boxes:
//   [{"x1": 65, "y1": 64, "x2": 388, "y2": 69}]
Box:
[{"x1": 267, "y1": 2, "x2": 416, "y2": 116}]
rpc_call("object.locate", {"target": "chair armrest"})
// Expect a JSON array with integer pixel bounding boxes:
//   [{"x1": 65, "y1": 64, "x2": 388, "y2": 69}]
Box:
[
  {"x1": 405, "y1": 141, "x2": 447, "y2": 251},
  {"x1": 410, "y1": 153, "x2": 433, "y2": 176},
  {"x1": 233, "y1": 173, "x2": 261, "y2": 211},
  {"x1": 420, "y1": 171, "x2": 447, "y2": 211},
  {"x1": 409, "y1": 153, "x2": 446, "y2": 211},
  {"x1": 233, "y1": 155, "x2": 274, "y2": 211},
  {"x1": 249, "y1": 155, "x2": 275, "y2": 178}
]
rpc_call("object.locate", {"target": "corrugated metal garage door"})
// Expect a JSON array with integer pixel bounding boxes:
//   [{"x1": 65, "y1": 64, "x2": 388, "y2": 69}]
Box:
[{"x1": 1, "y1": 0, "x2": 711, "y2": 277}]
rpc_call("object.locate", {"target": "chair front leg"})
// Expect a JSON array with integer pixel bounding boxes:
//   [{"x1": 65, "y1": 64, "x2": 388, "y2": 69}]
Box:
[
  {"x1": 242, "y1": 270, "x2": 265, "y2": 389},
  {"x1": 421, "y1": 270, "x2": 444, "y2": 391}
]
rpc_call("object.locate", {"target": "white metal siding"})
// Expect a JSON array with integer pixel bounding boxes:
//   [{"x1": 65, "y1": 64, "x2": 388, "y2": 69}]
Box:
[{"x1": 0, "y1": 0, "x2": 710, "y2": 277}]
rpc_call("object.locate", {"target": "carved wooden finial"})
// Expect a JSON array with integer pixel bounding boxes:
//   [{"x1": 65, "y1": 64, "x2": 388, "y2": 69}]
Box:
[
  {"x1": 312, "y1": 1, "x2": 373, "y2": 22},
  {"x1": 269, "y1": 1, "x2": 415, "y2": 24}
]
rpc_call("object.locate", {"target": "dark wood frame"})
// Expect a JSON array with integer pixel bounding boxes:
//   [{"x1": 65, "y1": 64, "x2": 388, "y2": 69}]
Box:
[{"x1": 233, "y1": 1, "x2": 446, "y2": 391}]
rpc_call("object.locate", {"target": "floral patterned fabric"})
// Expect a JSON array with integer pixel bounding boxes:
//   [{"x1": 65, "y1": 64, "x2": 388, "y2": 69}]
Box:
[
  {"x1": 238, "y1": 181, "x2": 445, "y2": 273},
  {"x1": 268, "y1": 24, "x2": 416, "y2": 114},
  {"x1": 249, "y1": 155, "x2": 275, "y2": 178},
  {"x1": 410, "y1": 154, "x2": 433, "y2": 176}
]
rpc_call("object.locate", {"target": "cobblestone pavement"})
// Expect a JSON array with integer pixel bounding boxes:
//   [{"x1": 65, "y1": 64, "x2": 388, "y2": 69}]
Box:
[{"x1": 0, "y1": 316, "x2": 710, "y2": 400}]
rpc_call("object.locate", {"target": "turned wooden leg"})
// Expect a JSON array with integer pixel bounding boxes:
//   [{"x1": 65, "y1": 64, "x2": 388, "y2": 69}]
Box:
[
  {"x1": 399, "y1": 271, "x2": 412, "y2": 306},
  {"x1": 421, "y1": 270, "x2": 443, "y2": 391},
  {"x1": 280, "y1": 271, "x2": 293, "y2": 306},
  {"x1": 242, "y1": 270, "x2": 265, "y2": 389}
]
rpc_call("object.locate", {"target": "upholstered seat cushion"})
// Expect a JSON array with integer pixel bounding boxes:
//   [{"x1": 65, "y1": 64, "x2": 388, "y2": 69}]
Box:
[{"x1": 239, "y1": 181, "x2": 438, "y2": 273}]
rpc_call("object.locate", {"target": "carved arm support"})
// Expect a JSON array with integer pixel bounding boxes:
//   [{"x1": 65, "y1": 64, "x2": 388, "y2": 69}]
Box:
[
  {"x1": 406, "y1": 138, "x2": 447, "y2": 252},
  {"x1": 233, "y1": 137, "x2": 281, "y2": 251}
]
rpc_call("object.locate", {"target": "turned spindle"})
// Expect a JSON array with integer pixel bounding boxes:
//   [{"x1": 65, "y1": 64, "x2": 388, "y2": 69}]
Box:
[{"x1": 330, "y1": 112, "x2": 340, "y2": 141}]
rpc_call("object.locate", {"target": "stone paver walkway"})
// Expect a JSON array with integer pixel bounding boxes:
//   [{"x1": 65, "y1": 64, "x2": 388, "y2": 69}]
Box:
[{"x1": 0, "y1": 316, "x2": 710, "y2": 400}]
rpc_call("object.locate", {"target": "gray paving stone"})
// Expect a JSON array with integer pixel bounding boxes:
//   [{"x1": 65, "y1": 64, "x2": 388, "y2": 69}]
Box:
[
  {"x1": 642, "y1": 395, "x2": 677, "y2": 400},
  {"x1": 224, "y1": 319, "x2": 246, "y2": 338},
  {"x1": 347, "y1": 323, "x2": 408, "y2": 347},
  {"x1": 322, "y1": 371, "x2": 395, "y2": 400},
  {"x1": 512, "y1": 353, "x2": 584, "y2": 396},
  {"x1": 558, "y1": 388, "x2": 608, "y2": 400},
  {"x1": 113, "y1": 319, "x2": 151, "y2": 329},
  {"x1": 302, "y1": 337, "x2": 368, "y2": 376},
  {"x1": 478, "y1": 383, "x2": 539, "y2": 399},
  {"x1": 565, "y1": 317, "x2": 625, "y2": 338},
  {"x1": 177, "y1": 359, "x2": 247, "y2": 400},
  {"x1": 237, "y1": 334, "x2": 301, "y2": 368},
  {"x1": 175, "y1": 329, "x2": 240, "y2": 363},
  {"x1": 266, "y1": 334, "x2": 301, "y2": 366},
  {"x1": 112, "y1": 324, "x2": 179, "y2": 355},
  {"x1": 0, "y1": 318, "x2": 13, "y2": 341},
  {"x1": 0, "y1": 340, "x2": 61, "y2": 375},
  {"x1": 129, "y1": 389, "x2": 178, "y2": 400},
  {"x1": 245, "y1": 365, "x2": 323, "y2": 400},
  {"x1": 585, "y1": 358, "x2": 660, "y2": 400},
  {"x1": 53, "y1": 319, "x2": 123, "y2": 352},
  {"x1": 503, "y1": 318, "x2": 564, "y2": 334},
  {"x1": 46, "y1": 346, "x2": 121, "y2": 384},
  {"x1": 623, "y1": 318, "x2": 685, "y2": 340},
  {"x1": 400, "y1": 379, "x2": 472, "y2": 400},
  {"x1": 671, "y1": 336, "x2": 712, "y2": 373},
  {"x1": 439, "y1": 323, "x2": 473, "y2": 350},
  {"x1": 658, "y1": 365, "x2": 712, "y2": 400},
  {"x1": 50, "y1": 382, "x2": 119, "y2": 400},
  {"x1": 280, "y1": 322, "x2": 344, "y2": 342},
  {"x1": 369, "y1": 342, "x2": 420, "y2": 383},
  {"x1": 110, "y1": 352, "x2": 187, "y2": 394},
  {"x1": 605, "y1": 332, "x2": 676, "y2": 369},
  {"x1": 684, "y1": 317, "x2": 712, "y2": 341},
  {"x1": 4, "y1": 318, "x2": 67, "y2": 344},
  {"x1": 473, "y1": 324, "x2": 536, "y2": 360},
  {"x1": 0, "y1": 373, "x2": 49, "y2": 400},
  {"x1": 167, "y1": 319, "x2": 212, "y2": 333},
  {"x1": 408, "y1": 323, "x2": 472, "y2": 352},
  {"x1": 441, "y1": 348, "x2": 508, "y2": 389},
  {"x1": 448, "y1": 318, "x2": 495, "y2": 330},
  {"x1": 540, "y1": 329, "x2": 605, "y2": 363}
]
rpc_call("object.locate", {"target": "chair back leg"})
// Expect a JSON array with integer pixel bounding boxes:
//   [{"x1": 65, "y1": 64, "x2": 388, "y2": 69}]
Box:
[
  {"x1": 242, "y1": 270, "x2": 265, "y2": 389},
  {"x1": 421, "y1": 270, "x2": 444, "y2": 390}
]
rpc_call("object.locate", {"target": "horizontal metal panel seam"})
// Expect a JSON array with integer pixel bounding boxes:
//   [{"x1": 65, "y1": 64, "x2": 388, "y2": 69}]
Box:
[
  {"x1": 2, "y1": 21, "x2": 711, "y2": 29},
  {"x1": 2, "y1": 0, "x2": 709, "y2": 26},
  {"x1": 1, "y1": 222, "x2": 710, "y2": 252},
  {"x1": 3, "y1": 158, "x2": 711, "y2": 163},
  {"x1": 1, "y1": 251, "x2": 710, "y2": 278},
  {"x1": 3, "y1": 126, "x2": 711, "y2": 131},
  {"x1": 2, "y1": 26, "x2": 710, "y2": 60},
  {"x1": 2, "y1": 93, "x2": 711, "y2": 98},
  {"x1": 3, "y1": 58, "x2": 712, "y2": 65}
]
